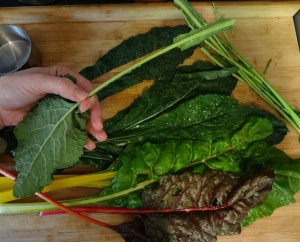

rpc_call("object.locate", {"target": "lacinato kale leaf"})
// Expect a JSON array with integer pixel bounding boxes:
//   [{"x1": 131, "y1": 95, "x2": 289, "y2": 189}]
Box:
[
  {"x1": 80, "y1": 25, "x2": 196, "y2": 100},
  {"x1": 105, "y1": 94, "x2": 283, "y2": 145},
  {"x1": 80, "y1": 26, "x2": 190, "y2": 80},
  {"x1": 104, "y1": 64, "x2": 238, "y2": 134}
]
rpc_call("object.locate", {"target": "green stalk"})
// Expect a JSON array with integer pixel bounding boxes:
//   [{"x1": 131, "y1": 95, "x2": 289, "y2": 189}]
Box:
[
  {"x1": 175, "y1": 0, "x2": 300, "y2": 134},
  {"x1": 0, "y1": 179, "x2": 156, "y2": 214}
]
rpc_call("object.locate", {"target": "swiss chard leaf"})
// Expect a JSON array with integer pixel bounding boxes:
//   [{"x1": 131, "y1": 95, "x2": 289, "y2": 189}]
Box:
[
  {"x1": 13, "y1": 98, "x2": 88, "y2": 197},
  {"x1": 242, "y1": 147, "x2": 300, "y2": 226},
  {"x1": 98, "y1": 116, "x2": 273, "y2": 208},
  {"x1": 116, "y1": 171, "x2": 273, "y2": 242}
]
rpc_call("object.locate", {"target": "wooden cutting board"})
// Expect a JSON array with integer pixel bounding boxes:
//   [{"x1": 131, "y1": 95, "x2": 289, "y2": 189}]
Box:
[{"x1": 1, "y1": 1, "x2": 300, "y2": 241}]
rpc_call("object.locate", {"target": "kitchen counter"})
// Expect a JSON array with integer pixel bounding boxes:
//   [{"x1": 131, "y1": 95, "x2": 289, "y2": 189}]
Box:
[{"x1": 1, "y1": 1, "x2": 300, "y2": 241}]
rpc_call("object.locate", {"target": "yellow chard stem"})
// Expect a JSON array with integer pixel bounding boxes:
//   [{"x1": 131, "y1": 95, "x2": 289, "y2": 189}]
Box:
[{"x1": 0, "y1": 172, "x2": 116, "y2": 203}]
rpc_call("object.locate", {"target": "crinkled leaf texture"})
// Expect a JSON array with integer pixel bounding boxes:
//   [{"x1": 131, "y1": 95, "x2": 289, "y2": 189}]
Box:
[
  {"x1": 116, "y1": 171, "x2": 273, "y2": 242},
  {"x1": 80, "y1": 25, "x2": 195, "y2": 101},
  {"x1": 13, "y1": 98, "x2": 88, "y2": 198},
  {"x1": 99, "y1": 116, "x2": 273, "y2": 208},
  {"x1": 242, "y1": 146, "x2": 300, "y2": 226}
]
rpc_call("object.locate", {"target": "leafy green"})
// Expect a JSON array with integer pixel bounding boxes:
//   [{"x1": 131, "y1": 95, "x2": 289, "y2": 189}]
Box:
[
  {"x1": 105, "y1": 94, "x2": 282, "y2": 145},
  {"x1": 13, "y1": 98, "x2": 88, "y2": 198},
  {"x1": 242, "y1": 147, "x2": 300, "y2": 226},
  {"x1": 116, "y1": 171, "x2": 273, "y2": 242},
  {"x1": 80, "y1": 25, "x2": 191, "y2": 80},
  {"x1": 80, "y1": 25, "x2": 195, "y2": 100},
  {"x1": 13, "y1": 16, "x2": 235, "y2": 197},
  {"x1": 174, "y1": 0, "x2": 300, "y2": 136},
  {"x1": 97, "y1": 48, "x2": 195, "y2": 101},
  {"x1": 104, "y1": 65, "x2": 238, "y2": 134},
  {"x1": 98, "y1": 115, "x2": 273, "y2": 208}
]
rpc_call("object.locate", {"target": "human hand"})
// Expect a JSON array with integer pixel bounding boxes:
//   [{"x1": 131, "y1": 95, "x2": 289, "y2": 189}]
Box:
[{"x1": 0, "y1": 65, "x2": 107, "y2": 149}]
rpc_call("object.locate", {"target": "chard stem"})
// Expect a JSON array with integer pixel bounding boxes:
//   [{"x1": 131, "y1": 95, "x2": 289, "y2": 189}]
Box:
[
  {"x1": 0, "y1": 167, "x2": 112, "y2": 227},
  {"x1": 0, "y1": 179, "x2": 157, "y2": 214}
]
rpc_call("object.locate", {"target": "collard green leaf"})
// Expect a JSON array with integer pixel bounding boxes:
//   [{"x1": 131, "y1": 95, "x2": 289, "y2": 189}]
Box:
[{"x1": 13, "y1": 98, "x2": 88, "y2": 197}]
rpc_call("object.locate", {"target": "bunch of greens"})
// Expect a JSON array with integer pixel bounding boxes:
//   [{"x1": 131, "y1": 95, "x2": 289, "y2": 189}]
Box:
[{"x1": 2, "y1": 1, "x2": 300, "y2": 241}]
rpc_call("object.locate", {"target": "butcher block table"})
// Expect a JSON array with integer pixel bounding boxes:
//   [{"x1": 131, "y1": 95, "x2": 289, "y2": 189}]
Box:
[{"x1": 1, "y1": 1, "x2": 300, "y2": 241}]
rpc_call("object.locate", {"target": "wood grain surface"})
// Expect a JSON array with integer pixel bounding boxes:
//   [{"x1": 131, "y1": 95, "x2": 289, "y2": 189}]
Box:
[{"x1": 1, "y1": 1, "x2": 300, "y2": 241}]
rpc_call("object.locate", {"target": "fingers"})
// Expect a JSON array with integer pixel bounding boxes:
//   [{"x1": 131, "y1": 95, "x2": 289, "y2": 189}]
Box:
[
  {"x1": 25, "y1": 65, "x2": 93, "y2": 100},
  {"x1": 49, "y1": 66, "x2": 107, "y2": 143},
  {"x1": 85, "y1": 98, "x2": 107, "y2": 143},
  {"x1": 40, "y1": 65, "x2": 93, "y2": 93},
  {"x1": 21, "y1": 66, "x2": 107, "y2": 146},
  {"x1": 36, "y1": 75, "x2": 88, "y2": 102},
  {"x1": 85, "y1": 138, "x2": 96, "y2": 150},
  {"x1": 87, "y1": 124, "x2": 107, "y2": 143}
]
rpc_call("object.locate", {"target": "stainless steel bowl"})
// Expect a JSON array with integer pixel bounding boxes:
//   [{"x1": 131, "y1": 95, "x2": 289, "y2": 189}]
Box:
[{"x1": 0, "y1": 25, "x2": 32, "y2": 75}]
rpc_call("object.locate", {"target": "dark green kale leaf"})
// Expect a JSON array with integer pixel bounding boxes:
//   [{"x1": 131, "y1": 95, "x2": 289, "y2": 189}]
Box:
[
  {"x1": 115, "y1": 171, "x2": 273, "y2": 242},
  {"x1": 106, "y1": 94, "x2": 280, "y2": 145},
  {"x1": 80, "y1": 26, "x2": 190, "y2": 80},
  {"x1": 104, "y1": 62, "x2": 238, "y2": 134},
  {"x1": 80, "y1": 25, "x2": 196, "y2": 100}
]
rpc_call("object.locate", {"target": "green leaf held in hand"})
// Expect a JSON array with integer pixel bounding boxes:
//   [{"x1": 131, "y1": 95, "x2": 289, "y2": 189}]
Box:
[{"x1": 13, "y1": 98, "x2": 88, "y2": 197}]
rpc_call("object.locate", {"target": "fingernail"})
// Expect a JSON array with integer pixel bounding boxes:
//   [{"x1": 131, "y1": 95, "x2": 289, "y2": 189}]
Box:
[
  {"x1": 96, "y1": 131, "x2": 107, "y2": 142},
  {"x1": 75, "y1": 88, "x2": 88, "y2": 101},
  {"x1": 79, "y1": 103, "x2": 88, "y2": 113},
  {"x1": 85, "y1": 142, "x2": 96, "y2": 150}
]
